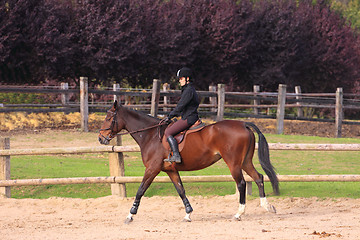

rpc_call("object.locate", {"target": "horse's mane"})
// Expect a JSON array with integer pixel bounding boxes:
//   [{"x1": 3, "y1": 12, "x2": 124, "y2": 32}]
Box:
[
  {"x1": 120, "y1": 106, "x2": 167, "y2": 137},
  {"x1": 122, "y1": 106, "x2": 161, "y2": 124}
]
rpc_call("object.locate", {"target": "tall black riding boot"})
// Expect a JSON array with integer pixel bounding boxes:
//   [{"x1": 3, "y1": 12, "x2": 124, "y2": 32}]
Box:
[{"x1": 164, "y1": 136, "x2": 182, "y2": 163}]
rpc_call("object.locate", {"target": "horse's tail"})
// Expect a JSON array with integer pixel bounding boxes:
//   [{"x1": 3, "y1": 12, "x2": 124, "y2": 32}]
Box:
[{"x1": 245, "y1": 122, "x2": 280, "y2": 195}]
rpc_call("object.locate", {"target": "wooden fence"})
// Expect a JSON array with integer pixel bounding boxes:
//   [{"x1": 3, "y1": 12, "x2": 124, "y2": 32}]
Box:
[
  {"x1": 1, "y1": 137, "x2": 360, "y2": 198},
  {"x1": 1, "y1": 78, "x2": 360, "y2": 137}
]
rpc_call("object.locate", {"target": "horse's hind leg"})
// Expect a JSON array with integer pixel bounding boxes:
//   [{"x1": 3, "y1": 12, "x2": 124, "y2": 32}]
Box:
[
  {"x1": 232, "y1": 169, "x2": 247, "y2": 220},
  {"x1": 166, "y1": 171, "x2": 193, "y2": 222},
  {"x1": 222, "y1": 154, "x2": 248, "y2": 219},
  {"x1": 242, "y1": 161, "x2": 276, "y2": 213}
]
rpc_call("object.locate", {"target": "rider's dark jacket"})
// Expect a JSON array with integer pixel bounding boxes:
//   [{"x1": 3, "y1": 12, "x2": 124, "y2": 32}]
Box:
[{"x1": 168, "y1": 83, "x2": 199, "y2": 125}]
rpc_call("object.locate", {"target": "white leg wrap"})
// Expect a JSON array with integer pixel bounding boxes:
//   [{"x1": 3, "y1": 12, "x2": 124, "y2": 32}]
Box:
[
  {"x1": 260, "y1": 197, "x2": 276, "y2": 213},
  {"x1": 234, "y1": 204, "x2": 246, "y2": 220},
  {"x1": 184, "y1": 213, "x2": 192, "y2": 222},
  {"x1": 260, "y1": 197, "x2": 268, "y2": 208}
]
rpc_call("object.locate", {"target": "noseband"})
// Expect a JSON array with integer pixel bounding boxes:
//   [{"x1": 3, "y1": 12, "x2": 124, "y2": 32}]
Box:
[{"x1": 99, "y1": 110, "x2": 118, "y2": 142}]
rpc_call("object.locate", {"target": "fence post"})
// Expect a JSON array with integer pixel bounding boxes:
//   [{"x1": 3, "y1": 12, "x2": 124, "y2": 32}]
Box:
[
  {"x1": 246, "y1": 181, "x2": 252, "y2": 196},
  {"x1": 0, "y1": 138, "x2": 10, "y2": 198},
  {"x1": 253, "y1": 85, "x2": 260, "y2": 115},
  {"x1": 236, "y1": 172, "x2": 252, "y2": 196},
  {"x1": 276, "y1": 84, "x2": 287, "y2": 134},
  {"x1": 151, "y1": 79, "x2": 161, "y2": 117},
  {"x1": 295, "y1": 86, "x2": 303, "y2": 118},
  {"x1": 109, "y1": 135, "x2": 126, "y2": 197},
  {"x1": 80, "y1": 77, "x2": 89, "y2": 132},
  {"x1": 217, "y1": 84, "x2": 225, "y2": 121},
  {"x1": 163, "y1": 83, "x2": 170, "y2": 113},
  {"x1": 113, "y1": 83, "x2": 121, "y2": 103},
  {"x1": 61, "y1": 82, "x2": 69, "y2": 105},
  {"x1": 209, "y1": 85, "x2": 217, "y2": 116},
  {"x1": 335, "y1": 87, "x2": 343, "y2": 138}
]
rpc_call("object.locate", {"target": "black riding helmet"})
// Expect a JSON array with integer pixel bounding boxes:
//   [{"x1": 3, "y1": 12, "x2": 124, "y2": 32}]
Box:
[{"x1": 176, "y1": 67, "x2": 193, "y2": 82}]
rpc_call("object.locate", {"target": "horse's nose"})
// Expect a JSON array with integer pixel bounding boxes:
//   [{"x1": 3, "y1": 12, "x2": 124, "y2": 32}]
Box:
[{"x1": 98, "y1": 136, "x2": 109, "y2": 145}]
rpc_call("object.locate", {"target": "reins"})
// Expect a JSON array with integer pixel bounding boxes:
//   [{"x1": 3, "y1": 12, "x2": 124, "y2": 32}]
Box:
[
  {"x1": 116, "y1": 122, "x2": 167, "y2": 136},
  {"x1": 99, "y1": 109, "x2": 168, "y2": 141}
]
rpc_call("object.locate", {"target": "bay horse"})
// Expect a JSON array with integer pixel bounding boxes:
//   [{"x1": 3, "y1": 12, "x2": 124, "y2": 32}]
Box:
[{"x1": 98, "y1": 100, "x2": 279, "y2": 223}]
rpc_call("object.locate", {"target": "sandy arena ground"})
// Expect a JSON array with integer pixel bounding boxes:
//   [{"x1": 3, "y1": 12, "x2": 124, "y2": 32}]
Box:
[
  {"x1": 1, "y1": 120, "x2": 359, "y2": 240},
  {"x1": 1, "y1": 195, "x2": 360, "y2": 240}
]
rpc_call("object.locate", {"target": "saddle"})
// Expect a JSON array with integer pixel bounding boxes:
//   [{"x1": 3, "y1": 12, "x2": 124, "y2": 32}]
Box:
[{"x1": 162, "y1": 119, "x2": 205, "y2": 153}]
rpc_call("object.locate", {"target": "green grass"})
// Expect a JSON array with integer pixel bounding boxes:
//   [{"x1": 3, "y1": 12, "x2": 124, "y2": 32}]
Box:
[
  {"x1": 9, "y1": 134, "x2": 360, "y2": 199},
  {"x1": 266, "y1": 134, "x2": 360, "y2": 144}
]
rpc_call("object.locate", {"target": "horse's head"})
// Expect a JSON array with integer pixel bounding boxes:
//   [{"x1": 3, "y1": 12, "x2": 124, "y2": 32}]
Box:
[{"x1": 98, "y1": 100, "x2": 125, "y2": 145}]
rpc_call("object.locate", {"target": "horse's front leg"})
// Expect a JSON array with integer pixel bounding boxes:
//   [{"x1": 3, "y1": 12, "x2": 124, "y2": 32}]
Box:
[
  {"x1": 125, "y1": 168, "x2": 160, "y2": 224},
  {"x1": 166, "y1": 171, "x2": 193, "y2": 222}
]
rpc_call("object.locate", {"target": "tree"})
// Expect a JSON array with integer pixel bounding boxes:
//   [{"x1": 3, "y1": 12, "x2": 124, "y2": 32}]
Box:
[
  {"x1": 1, "y1": 0, "x2": 359, "y2": 94},
  {"x1": 285, "y1": 0, "x2": 360, "y2": 92},
  {"x1": 152, "y1": 0, "x2": 221, "y2": 89},
  {"x1": 209, "y1": 0, "x2": 260, "y2": 90},
  {"x1": 33, "y1": 0, "x2": 79, "y2": 82},
  {"x1": 228, "y1": 0, "x2": 360, "y2": 93},
  {"x1": 0, "y1": 0, "x2": 45, "y2": 84}
]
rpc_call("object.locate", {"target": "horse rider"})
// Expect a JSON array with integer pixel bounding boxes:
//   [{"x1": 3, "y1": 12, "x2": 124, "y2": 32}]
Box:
[{"x1": 163, "y1": 67, "x2": 200, "y2": 163}]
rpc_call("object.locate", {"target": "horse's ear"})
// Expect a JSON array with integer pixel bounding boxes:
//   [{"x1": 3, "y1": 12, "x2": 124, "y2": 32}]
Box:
[{"x1": 112, "y1": 100, "x2": 118, "y2": 110}]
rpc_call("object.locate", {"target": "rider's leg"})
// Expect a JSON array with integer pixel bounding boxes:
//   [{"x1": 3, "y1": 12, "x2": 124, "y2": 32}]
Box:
[
  {"x1": 164, "y1": 119, "x2": 190, "y2": 163},
  {"x1": 166, "y1": 135, "x2": 181, "y2": 163}
]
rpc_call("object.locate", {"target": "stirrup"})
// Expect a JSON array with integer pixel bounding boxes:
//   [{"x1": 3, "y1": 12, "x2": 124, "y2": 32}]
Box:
[{"x1": 164, "y1": 153, "x2": 182, "y2": 163}]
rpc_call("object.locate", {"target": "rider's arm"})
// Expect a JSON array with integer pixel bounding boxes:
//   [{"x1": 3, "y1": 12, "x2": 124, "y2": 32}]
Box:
[{"x1": 168, "y1": 87, "x2": 194, "y2": 118}]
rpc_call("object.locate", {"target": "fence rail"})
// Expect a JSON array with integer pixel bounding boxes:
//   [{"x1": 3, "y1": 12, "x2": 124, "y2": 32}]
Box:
[
  {"x1": 1, "y1": 78, "x2": 360, "y2": 137},
  {"x1": 2, "y1": 143, "x2": 360, "y2": 156},
  {"x1": 1, "y1": 137, "x2": 360, "y2": 198},
  {"x1": 1, "y1": 174, "x2": 360, "y2": 188}
]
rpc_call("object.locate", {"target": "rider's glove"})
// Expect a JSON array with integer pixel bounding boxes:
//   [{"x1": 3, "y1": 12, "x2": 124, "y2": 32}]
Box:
[
  {"x1": 160, "y1": 116, "x2": 172, "y2": 125},
  {"x1": 164, "y1": 116, "x2": 172, "y2": 124}
]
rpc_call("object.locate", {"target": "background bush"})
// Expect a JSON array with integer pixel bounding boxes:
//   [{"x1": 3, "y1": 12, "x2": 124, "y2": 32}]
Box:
[{"x1": 1, "y1": 0, "x2": 359, "y2": 93}]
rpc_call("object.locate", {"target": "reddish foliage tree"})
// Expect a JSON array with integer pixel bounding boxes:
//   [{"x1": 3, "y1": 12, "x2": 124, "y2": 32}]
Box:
[
  {"x1": 0, "y1": 0, "x2": 45, "y2": 84},
  {"x1": 1, "y1": 0, "x2": 359, "y2": 94}
]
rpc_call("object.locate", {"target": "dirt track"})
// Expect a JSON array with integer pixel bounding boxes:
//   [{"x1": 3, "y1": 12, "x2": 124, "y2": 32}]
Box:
[
  {"x1": 1, "y1": 118, "x2": 360, "y2": 239},
  {"x1": 1, "y1": 195, "x2": 360, "y2": 240}
]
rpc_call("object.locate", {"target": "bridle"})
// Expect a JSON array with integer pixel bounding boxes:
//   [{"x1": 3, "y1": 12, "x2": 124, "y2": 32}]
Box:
[
  {"x1": 99, "y1": 110, "x2": 119, "y2": 142},
  {"x1": 99, "y1": 109, "x2": 168, "y2": 142}
]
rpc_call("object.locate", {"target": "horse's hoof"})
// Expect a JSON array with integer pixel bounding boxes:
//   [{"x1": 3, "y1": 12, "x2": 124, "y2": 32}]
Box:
[
  {"x1": 233, "y1": 214, "x2": 241, "y2": 221},
  {"x1": 268, "y1": 204, "x2": 276, "y2": 214},
  {"x1": 124, "y1": 213, "x2": 134, "y2": 224},
  {"x1": 124, "y1": 217, "x2": 133, "y2": 224},
  {"x1": 261, "y1": 198, "x2": 276, "y2": 214}
]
